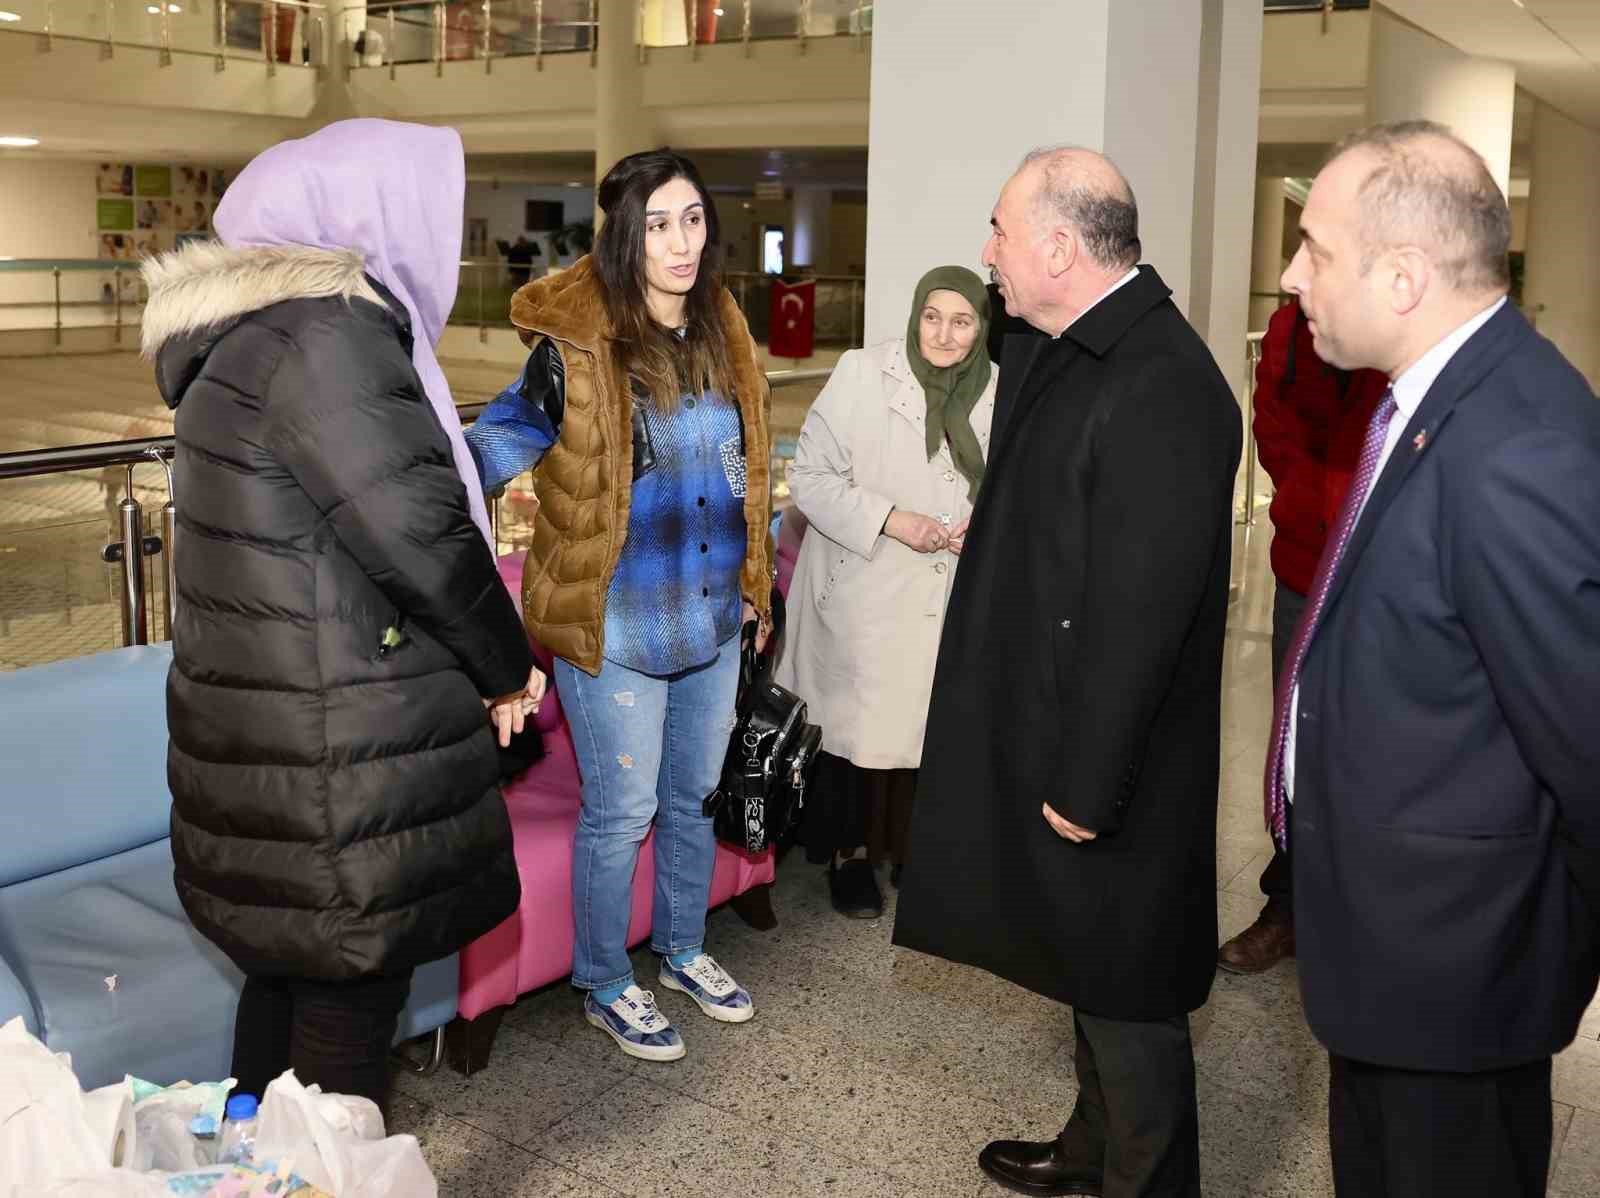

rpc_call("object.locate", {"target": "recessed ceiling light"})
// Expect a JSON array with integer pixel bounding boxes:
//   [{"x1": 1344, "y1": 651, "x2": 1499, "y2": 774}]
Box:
[
  {"x1": 0, "y1": 11, "x2": 21, "y2": 21},
  {"x1": 565, "y1": 181, "x2": 585, "y2": 188},
  {"x1": 713, "y1": 6, "x2": 725, "y2": 14},
  {"x1": 0, "y1": 136, "x2": 41, "y2": 148}
]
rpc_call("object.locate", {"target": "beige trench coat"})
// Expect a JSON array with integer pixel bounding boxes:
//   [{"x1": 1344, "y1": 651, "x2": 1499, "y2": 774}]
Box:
[{"x1": 774, "y1": 339, "x2": 996, "y2": 769}]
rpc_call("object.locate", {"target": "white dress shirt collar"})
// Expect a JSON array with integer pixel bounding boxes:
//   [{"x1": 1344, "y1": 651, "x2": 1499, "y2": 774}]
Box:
[
  {"x1": 1053, "y1": 267, "x2": 1142, "y2": 339},
  {"x1": 1388, "y1": 296, "x2": 1507, "y2": 424}
]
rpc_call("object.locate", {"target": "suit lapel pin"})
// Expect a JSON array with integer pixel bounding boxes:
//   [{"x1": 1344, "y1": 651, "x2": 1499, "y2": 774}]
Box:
[{"x1": 1413, "y1": 428, "x2": 1428, "y2": 454}]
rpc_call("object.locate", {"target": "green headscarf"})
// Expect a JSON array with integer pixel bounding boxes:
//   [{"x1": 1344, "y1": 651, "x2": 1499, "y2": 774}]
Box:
[{"x1": 905, "y1": 265, "x2": 991, "y2": 502}]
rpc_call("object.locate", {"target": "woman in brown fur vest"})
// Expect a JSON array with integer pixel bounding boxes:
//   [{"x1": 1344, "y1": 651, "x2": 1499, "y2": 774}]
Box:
[{"x1": 466, "y1": 149, "x2": 772, "y2": 1062}]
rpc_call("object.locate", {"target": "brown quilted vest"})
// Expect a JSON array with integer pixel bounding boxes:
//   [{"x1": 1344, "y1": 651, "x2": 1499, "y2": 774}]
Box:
[{"x1": 508, "y1": 257, "x2": 773, "y2": 675}]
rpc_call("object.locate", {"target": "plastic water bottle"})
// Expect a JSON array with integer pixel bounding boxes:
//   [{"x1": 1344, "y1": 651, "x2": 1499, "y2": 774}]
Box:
[{"x1": 217, "y1": 1094, "x2": 259, "y2": 1165}]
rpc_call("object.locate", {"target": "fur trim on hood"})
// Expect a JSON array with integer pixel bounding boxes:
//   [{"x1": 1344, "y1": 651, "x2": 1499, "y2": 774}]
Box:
[{"x1": 140, "y1": 241, "x2": 383, "y2": 359}]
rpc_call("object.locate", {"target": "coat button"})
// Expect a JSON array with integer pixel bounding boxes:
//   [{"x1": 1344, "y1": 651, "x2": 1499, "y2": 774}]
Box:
[
  {"x1": 697, "y1": 496, "x2": 706, "y2": 507},
  {"x1": 934, "y1": 562, "x2": 947, "y2": 575},
  {"x1": 944, "y1": 470, "x2": 956, "y2": 482}
]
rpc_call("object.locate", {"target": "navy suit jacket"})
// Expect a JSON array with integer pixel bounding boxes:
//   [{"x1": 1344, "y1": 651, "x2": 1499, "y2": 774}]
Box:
[{"x1": 1292, "y1": 301, "x2": 1600, "y2": 1072}]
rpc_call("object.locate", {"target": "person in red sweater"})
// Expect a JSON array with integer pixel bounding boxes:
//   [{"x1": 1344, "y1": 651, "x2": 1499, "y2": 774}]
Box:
[{"x1": 1218, "y1": 298, "x2": 1389, "y2": 974}]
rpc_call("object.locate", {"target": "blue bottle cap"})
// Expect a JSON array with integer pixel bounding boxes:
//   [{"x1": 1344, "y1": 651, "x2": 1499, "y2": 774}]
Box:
[
  {"x1": 225, "y1": 1094, "x2": 258, "y2": 1121},
  {"x1": 189, "y1": 1114, "x2": 217, "y2": 1137}
]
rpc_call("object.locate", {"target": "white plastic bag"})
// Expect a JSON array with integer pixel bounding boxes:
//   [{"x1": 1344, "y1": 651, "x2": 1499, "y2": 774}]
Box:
[
  {"x1": 0, "y1": 1016, "x2": 112, "y2": 1191},
  {"x1": 254, "y1": 1070, "x2": 437, "y2": 1198},
  {"x1": 32, "y1": 1172, "x2": 169, "y2": 1198}
]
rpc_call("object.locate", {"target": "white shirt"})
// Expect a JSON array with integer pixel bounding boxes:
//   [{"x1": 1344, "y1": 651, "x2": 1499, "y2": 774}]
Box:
[
  {"x1": 1053, "y1": 267, "x2": 1142, "y2": 337},
  {"x1": 1284, "y1": 296, "x2": 1505, "y2": 800}
]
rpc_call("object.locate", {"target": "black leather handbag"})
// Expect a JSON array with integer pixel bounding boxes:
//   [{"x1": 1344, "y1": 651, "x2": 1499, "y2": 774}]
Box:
[{"x1": 703, "y1": 596, "x2": 823, "y2": 854}]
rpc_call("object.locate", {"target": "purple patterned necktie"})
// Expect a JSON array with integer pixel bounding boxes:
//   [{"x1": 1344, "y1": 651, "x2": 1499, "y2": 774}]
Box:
[{"x1": 1263, "y1": 388, "x2": 1397, "y2": 847}]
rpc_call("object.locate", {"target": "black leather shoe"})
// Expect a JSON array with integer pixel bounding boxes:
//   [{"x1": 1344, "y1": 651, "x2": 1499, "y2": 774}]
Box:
[
  {"x1": 978, "y1": 1138, "x2": 1102, "y2": 1197},
  {"x1": 828, "y1": 858, "x2": 883, "y2": 919}
]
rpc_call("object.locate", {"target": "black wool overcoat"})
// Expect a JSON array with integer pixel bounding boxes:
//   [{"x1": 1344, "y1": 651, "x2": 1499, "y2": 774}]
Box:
[{"x1": 894, "y1": 267, "x2": 1243, "y2": 1020}]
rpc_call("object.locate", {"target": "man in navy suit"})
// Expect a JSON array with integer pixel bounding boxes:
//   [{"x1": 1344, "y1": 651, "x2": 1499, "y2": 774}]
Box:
[{"x1": 1277, "y1": 120, "x2": 1600, "y2": 1196}]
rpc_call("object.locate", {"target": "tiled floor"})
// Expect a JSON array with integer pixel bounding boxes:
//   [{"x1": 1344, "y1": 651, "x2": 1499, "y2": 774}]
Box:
[{"x1": 8, "y1": 349, "x2": 1598, "y2": 1195}]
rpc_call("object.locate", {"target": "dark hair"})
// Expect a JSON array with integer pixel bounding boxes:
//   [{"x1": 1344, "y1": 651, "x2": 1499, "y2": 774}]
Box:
[
  {"x1": 1329, "y1": 120, "x2": 1511, "y2": 294},
  {"x1": 593, "y1": 148, "x2": 733, "y2": 411},
  {"x1": 1022, "y1": 145, "x2": 1142, "y2": 271}
]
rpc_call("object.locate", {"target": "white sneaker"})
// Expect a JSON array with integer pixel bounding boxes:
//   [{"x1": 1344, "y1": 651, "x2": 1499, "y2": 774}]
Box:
[
  {"x1": 583, "y1": 985, "x2": 686, "y2": 1061},
  {"x1": 658, "y1": 953, "x2": 755, "y2": 1024}
]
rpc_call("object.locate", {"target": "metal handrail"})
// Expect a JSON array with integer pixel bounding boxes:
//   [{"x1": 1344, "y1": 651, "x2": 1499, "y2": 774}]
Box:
[
  {"x1": 1239, "y1": 331, "x2": 1265, "y2": 527},
  {"x1": 0, "y1": 260, "x2": 143, "y2": 346}
]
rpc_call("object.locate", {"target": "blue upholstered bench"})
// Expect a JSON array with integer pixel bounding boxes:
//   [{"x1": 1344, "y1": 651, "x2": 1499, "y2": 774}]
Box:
[{"x1": 0, "y1": 645, "x2": 457, "y2": 1090}]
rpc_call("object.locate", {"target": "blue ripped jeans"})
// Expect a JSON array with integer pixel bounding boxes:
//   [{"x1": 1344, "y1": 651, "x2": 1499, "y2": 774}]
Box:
[{"x1": 554, "y1": 637, "x2": 740, "y2": 991}]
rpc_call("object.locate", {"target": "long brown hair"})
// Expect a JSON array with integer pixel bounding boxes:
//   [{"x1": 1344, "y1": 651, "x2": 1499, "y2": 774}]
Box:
[{"x1": 593, "y1": 149, "x2": 735, "y2": 411}]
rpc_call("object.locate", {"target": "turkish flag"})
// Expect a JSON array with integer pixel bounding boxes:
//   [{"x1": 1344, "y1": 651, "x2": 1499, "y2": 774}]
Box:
[{"x1": 769, "y1": 279, "x2": 816, "y2": 360}]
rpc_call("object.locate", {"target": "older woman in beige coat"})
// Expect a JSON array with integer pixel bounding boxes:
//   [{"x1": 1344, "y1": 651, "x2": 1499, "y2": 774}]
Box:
[{"x1": 776, "y1": 266, "x2": 996, "y2": 919}]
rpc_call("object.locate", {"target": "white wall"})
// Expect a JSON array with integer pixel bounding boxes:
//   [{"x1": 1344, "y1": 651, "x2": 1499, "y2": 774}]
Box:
[
  {"x1": 0, "y1": 158, "x2": 106, "y2": 306},
  {"x1": 1525, "y1": 101, "x2": 1600, "y2": 388},
  {"x1": 0, "y1": 158, "x2": 100, "y2": 260},
  {"x1": 863, "y1": 0, "x2": 1110, "y2": 346},
  {"x1": 864, "y1": 0, "x2": 1257, "y2": 379},
  {"x1": 1369, "y1": 8, "x2": 1516, "y2": 198},
  {"x1": 1196, "y1": 0, "x2": 1264, "y2": 398}
]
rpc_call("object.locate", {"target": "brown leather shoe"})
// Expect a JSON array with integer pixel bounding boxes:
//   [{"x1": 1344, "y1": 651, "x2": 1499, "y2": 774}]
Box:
[{"x1": 1217, "y1": 908, "x2": 1295, "y2": 974}]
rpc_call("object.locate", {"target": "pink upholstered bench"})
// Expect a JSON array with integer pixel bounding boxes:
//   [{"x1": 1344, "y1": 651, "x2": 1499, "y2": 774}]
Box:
[{"x1": 450, "y1": 552, "x2": 777, "y2": 1067}]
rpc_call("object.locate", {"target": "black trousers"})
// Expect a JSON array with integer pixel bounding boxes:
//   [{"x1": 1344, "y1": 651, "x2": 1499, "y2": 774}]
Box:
[
  {"x1": 231, "y1": 971, "x2": 414, "y2": 1116},
  {"x1": 1259, "y1": 582, "x2": 1307, "y2": 911},
  {"x1": 1057, "y1": 1010, "x2": 1202, "y2": 1198},
  {"x1": 1328, "y1": 1054, "x2": 1553, "y2": 1197}
]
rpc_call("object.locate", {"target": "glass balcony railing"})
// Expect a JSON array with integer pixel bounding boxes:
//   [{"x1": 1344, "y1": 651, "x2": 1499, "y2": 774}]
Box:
[
  {"x1": 640, "y1": 0, "x2": 871, "y2": 52},
  {"x1": 0, "y1": 259, "x2": 145, "y2": 345},
  {"x1": 0, "y1": 0, "x2": 329, "y2": 70},
  {"x1": 0, "y1": 258, "x2": 869, "y2": 354},
  {"x1": 342, "y1": 0, "x2": 596, "y2": 72}
]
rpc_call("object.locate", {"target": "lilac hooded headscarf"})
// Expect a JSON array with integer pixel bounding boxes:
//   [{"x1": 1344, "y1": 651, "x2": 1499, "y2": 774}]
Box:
[{"x1": 213, "y1": 118, "x2": 492, "y2": 548}]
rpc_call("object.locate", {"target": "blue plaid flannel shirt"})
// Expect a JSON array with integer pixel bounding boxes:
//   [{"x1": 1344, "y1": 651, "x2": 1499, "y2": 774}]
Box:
[{"x1": 466, "y1": 361, "x2": 746, "y2": 677}]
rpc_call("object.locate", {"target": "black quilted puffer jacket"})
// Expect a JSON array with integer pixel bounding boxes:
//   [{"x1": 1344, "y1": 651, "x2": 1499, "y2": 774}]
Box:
[{"x1": 144, "y1": 241, "x2": 533, "y2": 980}]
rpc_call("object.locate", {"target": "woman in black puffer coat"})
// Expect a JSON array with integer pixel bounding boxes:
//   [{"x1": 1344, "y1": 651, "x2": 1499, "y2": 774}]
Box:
[{"x1": 140, "y1": 120, "x2": 543, "y2": 1112}]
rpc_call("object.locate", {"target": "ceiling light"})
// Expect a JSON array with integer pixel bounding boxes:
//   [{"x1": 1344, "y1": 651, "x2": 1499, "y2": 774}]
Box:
[
  {"x1": 0, "y1": 136, "x2": 40, "y2": 148},
  {"x1": 713, "y1": 6, "x2": 725, "y2": 14},
  {"x1": 0, "y1": 11, "x2": 21, "y2": 21},
  {"x1": 565, "y1": 181, "x2": 585, "y2": 188}
]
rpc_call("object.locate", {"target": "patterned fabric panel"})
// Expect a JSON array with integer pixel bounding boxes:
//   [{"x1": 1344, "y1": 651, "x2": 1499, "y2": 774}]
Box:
[{"x1": 603, "y1": 388, "x2": 746, "y2": 676}]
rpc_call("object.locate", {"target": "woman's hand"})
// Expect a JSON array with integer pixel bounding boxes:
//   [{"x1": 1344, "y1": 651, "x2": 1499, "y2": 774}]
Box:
[
  {"x1": 947, "y1": 517, "x2": 970, "y2": 556},
  {"x1": 484, "y1": 665, "x2": 548, "y2": 747},
  {"x1": 885, "y1": 510, "x2": 949, "y2": 554},
  {"x1": 742, "y1": 600, "x2": 772, "y2": 653}
]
